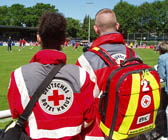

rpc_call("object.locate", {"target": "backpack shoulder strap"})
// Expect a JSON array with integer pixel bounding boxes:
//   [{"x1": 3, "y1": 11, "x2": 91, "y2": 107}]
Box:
[
  {"x1": 89, "y1": 46, "x2": 117, "y2": 67},
  {"x1": 125, "y1": 46, "x2": 136, "y2": 59},
  {"x1": 89, "y1": 46, "x2": 137, "y2": 67}
]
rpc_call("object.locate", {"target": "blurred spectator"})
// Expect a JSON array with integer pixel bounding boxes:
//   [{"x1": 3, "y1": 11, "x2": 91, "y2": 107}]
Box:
[
  {"x1": 7, "y1": 36, "x2": 12, "y2": 52},
  {"x1": 22, "y1": 38, "x2": 26, "y2": 47},
  {"x1": 157, "y1": 41, "x2": 168, "y2": 140},
  {"x1": 73, "y1": 41, "x2": 79, "y2": 50},
  {"x1": 71, "y1": 40, "x2": 75, "y2": 47}
]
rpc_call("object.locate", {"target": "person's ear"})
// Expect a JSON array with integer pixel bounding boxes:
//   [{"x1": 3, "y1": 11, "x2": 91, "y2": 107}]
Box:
[
  {"x1": 94, "y1": 25, "x2": 100, "y2": 35},
  {"x1": 116, "y1": 22, "x2": 120, "y2": 31},
  {"x1": 37, "y1": 34, "x2": 41, "y2": 43}
]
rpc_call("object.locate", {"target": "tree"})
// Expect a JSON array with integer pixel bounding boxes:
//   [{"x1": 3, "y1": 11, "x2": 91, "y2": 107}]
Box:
[
  {"x1": 8, "y1": 4, "x2": 26, "y2": 26},
  {"x1": 0, "y1": 6, "x2": 10, "y2": 25},
  {"x1": 81, "y1": 15, "x2": 96, "y2": 41},
  {"x1": 24, "y1": 3, "x2": 58, "y2": 27},
  {"x1": 113, "y1": 0, "x2": 168, "y2": 35},
  {"x1": 81, "y1": 15, "x2": 89, "y2": 40},
  {"x1": 24, "y1": 7, "x2": 38, "y2": 27},
  {"x1": 151, "y1": 0, "x2": 168, "y2": 33},
  {"x1": 136, "y1": 2, "x2": 156, "y2": 33},
  {"x1": 113, "y1": 1, "x2": 138, "y2": 36},
  {"x1": 66, "y1": 18, "x2": 81, "y2": 38}
]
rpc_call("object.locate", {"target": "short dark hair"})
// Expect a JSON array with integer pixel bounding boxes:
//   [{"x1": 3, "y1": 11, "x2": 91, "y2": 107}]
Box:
[
  {"x1": 38, "y1": 11, "x2": 66, "y2": 50},
  {"x1": 159, "y1": 41, "x2": 168, "y2": 54}
]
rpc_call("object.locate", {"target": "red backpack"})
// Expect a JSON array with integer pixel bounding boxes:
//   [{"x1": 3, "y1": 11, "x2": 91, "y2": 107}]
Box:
[{"x1": 89, "y1": 46, "x2": 161, "y2": 140}]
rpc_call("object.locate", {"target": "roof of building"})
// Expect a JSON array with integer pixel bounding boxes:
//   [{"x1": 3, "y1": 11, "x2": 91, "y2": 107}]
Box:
[{"x1": 0, "y1": 25, "x2": 37, "y2": 32}]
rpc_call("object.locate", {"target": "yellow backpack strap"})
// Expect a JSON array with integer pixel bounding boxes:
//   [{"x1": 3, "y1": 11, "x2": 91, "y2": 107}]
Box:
[{"x1": 118, "y1": 73, "x2": 141, "y2": 133}]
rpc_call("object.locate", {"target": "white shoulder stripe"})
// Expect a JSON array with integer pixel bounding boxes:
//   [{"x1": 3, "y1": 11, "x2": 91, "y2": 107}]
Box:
[
  {"x1": 14, "y1": 68, "x2": 38, "y2": 136},
  {"x1": 78, "y1": 55, "x2": 100, "y2": 98},
  {"x1": 14, "y1": 67, "x2": 30, "y2": 108},
  {"x1": 79, "y1": 67, "x2": 86, "y2": 88},
  {"x1": 78, "y1": 55, "x2": 96, "y2": 83},
  {"x1": 30, "y1": 124, "x2": 82, "y2": 139},
  {"x1": 85, "y1": 136, "x2": 105, "y2": 140}
]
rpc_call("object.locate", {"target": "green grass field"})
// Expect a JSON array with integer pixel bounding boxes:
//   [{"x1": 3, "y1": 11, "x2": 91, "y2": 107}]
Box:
[
  {"x1": 0, "y1": 45, "x2": 161, "y2": 128},
  {"x1": 0, "y1": 46, "x2": 160, "y2": 110}
]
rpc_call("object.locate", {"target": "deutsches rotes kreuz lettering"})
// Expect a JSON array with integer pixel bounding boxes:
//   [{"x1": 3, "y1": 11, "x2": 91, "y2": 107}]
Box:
[
  {"x1": 39, "y1": 79, "x2": 74, "y2": 115},
  {"x1": 111, "y1": 53, "x2": 126, "y2": 64}
]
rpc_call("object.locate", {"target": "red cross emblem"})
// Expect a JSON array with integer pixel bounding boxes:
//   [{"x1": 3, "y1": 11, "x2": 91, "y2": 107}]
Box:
[
  {"x1": 119, "y1": 60, "x2": 123, "y2": 64},
  {"x1": 144, "y1": 98, "x2": 149, "y2": 105},
  {"x1": 48, "y1": 90, "x2": 64, "y2": 106}
]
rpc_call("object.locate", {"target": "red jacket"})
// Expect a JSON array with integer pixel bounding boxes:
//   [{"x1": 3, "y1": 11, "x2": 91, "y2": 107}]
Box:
[
  {"x1": 8, "y1": 49, "x2": 96, "y2": 140},
  {"x1": 76, "y1": 32, "x2": 137, "y2": 140}
]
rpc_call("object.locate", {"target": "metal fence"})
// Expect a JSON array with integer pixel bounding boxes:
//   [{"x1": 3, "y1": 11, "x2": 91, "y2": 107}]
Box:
[
  {"x1": 127, "y1": 33, "x2": 168, "y2": 41},
  {"x1": 126, "y1": 33, "x2": 168, "y2": 46}
]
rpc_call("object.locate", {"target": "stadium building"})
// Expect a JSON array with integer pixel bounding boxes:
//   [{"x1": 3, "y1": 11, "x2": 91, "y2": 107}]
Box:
[{"x1": 0, "y1": 25, "x2": 37, "y2": 42}]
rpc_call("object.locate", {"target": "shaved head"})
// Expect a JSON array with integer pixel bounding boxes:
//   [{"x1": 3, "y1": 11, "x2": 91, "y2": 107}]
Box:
[{"x1": 94, "y1": 8, "x2": 119, "y2": 35}]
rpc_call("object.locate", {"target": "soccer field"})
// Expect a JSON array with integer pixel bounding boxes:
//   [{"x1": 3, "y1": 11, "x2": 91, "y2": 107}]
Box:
[{"x1": 0, "y1": 46, "x2": 160, "y2": 111}]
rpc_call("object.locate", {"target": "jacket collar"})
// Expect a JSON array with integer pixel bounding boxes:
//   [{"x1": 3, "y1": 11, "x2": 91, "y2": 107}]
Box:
[
  {"x1": 91, "y1": 32, "x2": 125, "y2": 48},
  {"x1": 30, "y1": 49, "x2": 66, "y2": 64}
]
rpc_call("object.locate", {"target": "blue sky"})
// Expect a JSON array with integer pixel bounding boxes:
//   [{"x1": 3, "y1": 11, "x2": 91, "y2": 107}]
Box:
[{"x1": 0, "y1": 0, "x2": 158, "y2": 21}]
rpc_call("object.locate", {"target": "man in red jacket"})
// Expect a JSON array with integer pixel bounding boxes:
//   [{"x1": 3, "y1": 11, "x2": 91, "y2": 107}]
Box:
[
  {"x1": 8, "y1": 11, "x2": 96, "y2": 140},
  {"x1": 76, "y1": 9, "x2": 138, "y2": 140},
  {"x1": 22, "y1": 38, "x2": 26, "y2": 47}
]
